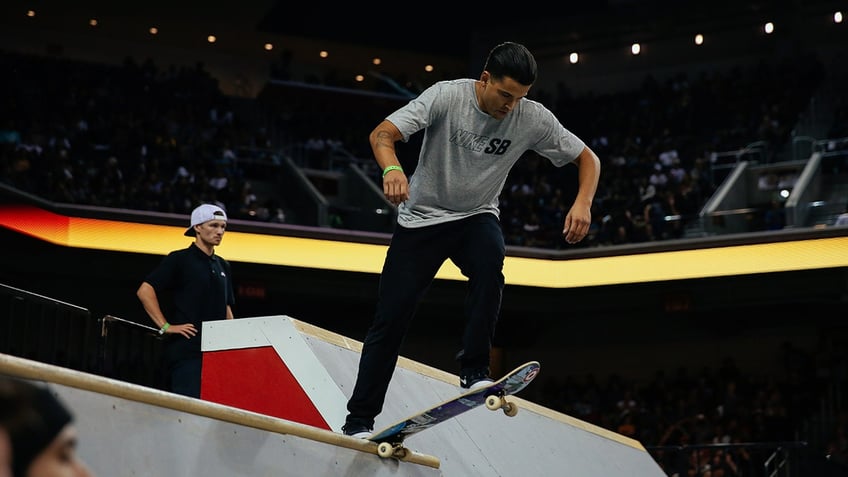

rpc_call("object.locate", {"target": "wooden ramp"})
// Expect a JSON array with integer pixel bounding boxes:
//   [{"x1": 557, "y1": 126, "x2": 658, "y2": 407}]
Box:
[{"x1": 0, "y1": 315, "x2": 666, "y2": 476}]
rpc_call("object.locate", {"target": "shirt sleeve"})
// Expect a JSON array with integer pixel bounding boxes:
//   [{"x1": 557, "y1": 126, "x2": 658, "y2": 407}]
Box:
[
  {"x1": 531, "y1": 106, "x2": 586, "y2": 167},
  {"x1": 386, "y1": 82, "x2": 447, "y2": 142},
  {"x1": 144, "y1": 252, "x2": 179, "y2": 291}
]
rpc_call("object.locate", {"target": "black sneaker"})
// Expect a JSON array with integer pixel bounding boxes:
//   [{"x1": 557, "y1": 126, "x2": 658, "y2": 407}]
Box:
[
  {"x1": 460, "y1": 367, "x2": 493, "y2": 389},
  {"x1": 342, "y1": 423, "x2": 373, "y2": 439}
]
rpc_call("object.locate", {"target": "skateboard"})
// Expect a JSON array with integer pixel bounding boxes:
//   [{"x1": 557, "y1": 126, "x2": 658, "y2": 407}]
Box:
[{"x1": 369, "y1": 361, "x2": 540, "y2": 459}]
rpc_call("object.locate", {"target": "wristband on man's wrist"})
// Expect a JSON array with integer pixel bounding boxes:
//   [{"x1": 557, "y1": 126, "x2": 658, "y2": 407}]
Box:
[
  {"x1": 159, "y1": 322, "x2": 170, "y2": 335},
  {"x1": 382, "y1": 165, "x2": 403, "y2": 178}
]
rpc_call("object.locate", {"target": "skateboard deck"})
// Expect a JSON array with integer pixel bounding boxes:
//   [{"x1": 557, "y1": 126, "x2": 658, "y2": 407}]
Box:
[{"x1": 369, "y1": 361, "x2": 540, "y2": 458}]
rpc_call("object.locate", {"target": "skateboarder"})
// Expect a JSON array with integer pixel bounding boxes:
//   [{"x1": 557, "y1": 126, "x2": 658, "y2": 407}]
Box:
[{"x1": 341, "y1": 41, "x2": 601, "y2": 438}]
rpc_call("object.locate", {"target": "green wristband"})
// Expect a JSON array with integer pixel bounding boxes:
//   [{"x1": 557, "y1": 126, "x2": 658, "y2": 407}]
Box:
[{"x1": 382, "y1": 165, "x2": 403, "y2": 178}]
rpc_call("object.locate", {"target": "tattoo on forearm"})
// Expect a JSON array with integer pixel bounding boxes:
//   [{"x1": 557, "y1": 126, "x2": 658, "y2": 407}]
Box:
[{"x1": 375, "y1": 130, "x2": 395, "y2": 150}]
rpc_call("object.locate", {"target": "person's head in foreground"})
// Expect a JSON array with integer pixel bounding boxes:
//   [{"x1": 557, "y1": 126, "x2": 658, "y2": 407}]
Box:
[{"x1": 0, "y1": 377, "x2": 93, "y2": 477}]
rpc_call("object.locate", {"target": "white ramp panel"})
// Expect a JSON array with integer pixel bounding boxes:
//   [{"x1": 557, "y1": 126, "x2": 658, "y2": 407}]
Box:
[{"x1": 55, "y1": 384, "x2": 440, "y2": 477}]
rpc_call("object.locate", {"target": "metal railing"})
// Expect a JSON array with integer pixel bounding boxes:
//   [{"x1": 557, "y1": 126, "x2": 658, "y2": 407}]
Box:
[
  {"x1": 97, "y1": 314, "x2": 165, "y2": 388},
  {"x1": 0, "y1": 283, "x2": 96, "y2": 372},
  {"x1": 0, "y1": 282, "x2": 167, "y2": 390}
]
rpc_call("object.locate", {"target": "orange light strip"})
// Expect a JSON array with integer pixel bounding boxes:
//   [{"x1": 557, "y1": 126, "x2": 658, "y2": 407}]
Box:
[{"x1": 2, "y1": 205, "x2": 846, "y2": 288}]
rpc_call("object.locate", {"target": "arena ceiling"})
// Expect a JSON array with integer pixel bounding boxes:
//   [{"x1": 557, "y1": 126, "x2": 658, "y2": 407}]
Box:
[
  {"x1": 2, "y1": 0, "x2": 841, "y2": 61},
  {"x1": 254, "y1": 0, "x2": 844, "y2": 58}
]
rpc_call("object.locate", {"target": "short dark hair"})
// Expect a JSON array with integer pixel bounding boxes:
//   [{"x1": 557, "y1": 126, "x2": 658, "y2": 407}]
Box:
[{"x1": 482, "y1": 42, "x2": 538, "y2": 86}]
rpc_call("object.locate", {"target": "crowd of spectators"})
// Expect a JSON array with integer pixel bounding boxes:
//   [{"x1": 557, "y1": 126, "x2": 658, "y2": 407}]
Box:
[
  {"x1": 268, "y1": 49, "x2": 829, "y2": 248},
  {"x1": 0, "y1": 51, "x2": 286, "y2": 224},
  {"x1": 500, "y1": 52, "x2": 826, "y2": 249},
  {"x1": 269, "y1": 47, "x2": 833, "y2": 245},
  {"x1": 0, "y1": 49, "x2": 829, "y2": 249},
  {"x1": 535, "y1": 340, "x2": 847, "y2": 476}
]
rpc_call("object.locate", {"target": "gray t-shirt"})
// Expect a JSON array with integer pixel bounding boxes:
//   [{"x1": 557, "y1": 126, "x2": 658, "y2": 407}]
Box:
[{"x1": 387, "y1": 78, "x2": 586, "y2": 228}]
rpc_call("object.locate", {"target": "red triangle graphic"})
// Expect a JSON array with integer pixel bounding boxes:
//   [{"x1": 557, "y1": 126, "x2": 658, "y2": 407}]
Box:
[{"x1": 201, "y1": 346, "x2": 330, "y2": 430}]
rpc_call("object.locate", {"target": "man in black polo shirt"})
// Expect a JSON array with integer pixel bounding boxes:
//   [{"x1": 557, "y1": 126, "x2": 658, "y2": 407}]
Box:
[{"x1": 137, "y1": 203, "x2": 235, "y2": 398}]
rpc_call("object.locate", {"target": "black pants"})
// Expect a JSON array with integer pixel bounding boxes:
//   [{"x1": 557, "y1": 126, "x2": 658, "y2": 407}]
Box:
[
  {"x1": 170, "y1": 356, "x2": 201, "y2": 398},
  {"x1": 345, "y1": 213, "x2": 505, "y2": 428}
]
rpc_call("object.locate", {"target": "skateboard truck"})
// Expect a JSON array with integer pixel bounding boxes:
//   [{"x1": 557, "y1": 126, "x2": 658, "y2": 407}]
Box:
[
  {"x1": 484, "y1": 392, "x2": 518, "y2": 416},
  {"x1": 377, "y1": 441, "x2": 408, "y2": 459}
]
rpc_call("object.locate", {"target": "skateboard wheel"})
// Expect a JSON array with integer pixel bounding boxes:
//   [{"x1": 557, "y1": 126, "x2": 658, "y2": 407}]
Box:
[
  {"x1": 377, "y1": 442, "x2": 395, "y2": 458},
  {"x1": 485, "y1": 395, "x2": 502, "y2": 410},
  {"x1": 503, "y1": 401, "x2": 519, "y2": 417}
]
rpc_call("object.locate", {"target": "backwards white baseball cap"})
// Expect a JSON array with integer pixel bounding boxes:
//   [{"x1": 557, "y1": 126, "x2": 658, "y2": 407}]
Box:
[{"x1": 185, "y1": 204, "x2": 227, "y2": 237}]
